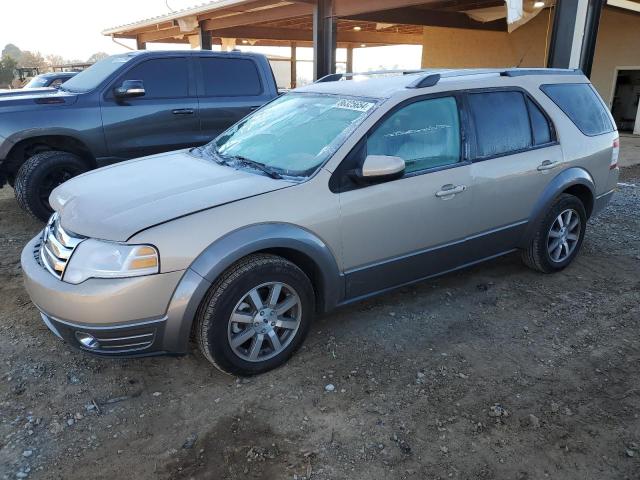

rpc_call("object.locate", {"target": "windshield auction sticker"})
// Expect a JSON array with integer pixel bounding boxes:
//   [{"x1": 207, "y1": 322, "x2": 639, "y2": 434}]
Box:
[{"x1": 334, "y1": 99, "x2": 375, "y2": 112}]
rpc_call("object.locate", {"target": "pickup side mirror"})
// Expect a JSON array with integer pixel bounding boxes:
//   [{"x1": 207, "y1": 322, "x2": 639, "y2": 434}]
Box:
[
  {"x1": 357, "y1": 154, "x2": 405, "y2": 182},
  {"x1": 114, "y1": 80, "x2": 145, "y2": 99}
]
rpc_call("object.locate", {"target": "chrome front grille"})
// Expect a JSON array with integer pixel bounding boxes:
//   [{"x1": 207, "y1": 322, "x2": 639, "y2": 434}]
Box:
[{"x1": 40, "y1": 213, "x2": 83, "y2": 279}]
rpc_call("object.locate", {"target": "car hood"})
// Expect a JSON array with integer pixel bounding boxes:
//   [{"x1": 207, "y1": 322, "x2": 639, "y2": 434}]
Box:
[
  {"x1": 0, "y1": 87, "x2": 56, "y2": 97},
  {"x1": 51, "y1": 150, "x2": 296, "y2": 241},
  {"x1": 0, "y1": 88, "x2": 78, "y2": 106}
]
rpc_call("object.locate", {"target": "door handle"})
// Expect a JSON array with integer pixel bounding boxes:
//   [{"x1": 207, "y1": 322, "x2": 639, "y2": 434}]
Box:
[
  {"x1": 537, "y1": 160, "x2": 559, "y2": 171},
  {"x1": 435, "y1": 184, "x2": 467, "y2": 198},
  {"x1": 172, "y1": 108, "x2": 194, "y2": 115}
]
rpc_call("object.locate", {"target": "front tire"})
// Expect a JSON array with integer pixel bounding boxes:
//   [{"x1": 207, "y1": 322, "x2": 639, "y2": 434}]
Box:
[
  {"x1": 195, "y1": 254, "x2": 315, "y2": 376},
  {"x1": 14, "y1": 151, "x2": 87, "y2": 222},
  {"x1": 521, "y1": 193, "x2": 587, "y2": 273}
]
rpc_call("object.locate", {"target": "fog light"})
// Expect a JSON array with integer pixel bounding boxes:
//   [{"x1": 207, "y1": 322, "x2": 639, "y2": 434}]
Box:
[{"x1": 76, "y1": 332, "x2": 99, "y2": 349}]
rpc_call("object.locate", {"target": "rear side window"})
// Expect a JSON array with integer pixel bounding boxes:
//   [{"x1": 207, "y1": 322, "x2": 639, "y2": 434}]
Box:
[
  {"x1": 468, "y1": 91, "x2": 532, "y2": 158},
  {"x1": 200, "y1": 57, "x2": 263, "y2": 96},
  {"x1": 541, "y1": 83, "x2": 613, "y2": 136},
  {"x1": 119, "y1": 58, "x2": 189, "y2": 98},
  {"x1": 526, "y1": 97, "x2": 552, "y2": 145}
]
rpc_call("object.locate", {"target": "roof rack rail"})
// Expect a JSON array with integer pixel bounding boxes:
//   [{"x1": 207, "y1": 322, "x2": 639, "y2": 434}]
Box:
[
  {"x1": 315, "y1": 69, "x2": 427, "y2": 83},
  {"x1": 406, "y1": 67, "x2": 585, "y2": 89},
  {"x1": 500, "y1": 68, "x2": 583, "y2": 77}
]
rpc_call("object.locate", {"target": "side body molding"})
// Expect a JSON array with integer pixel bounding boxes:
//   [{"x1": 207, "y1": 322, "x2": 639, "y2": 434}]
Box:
[{"x1": 518, "y1": 167, "x2": 595, "y2": 248}]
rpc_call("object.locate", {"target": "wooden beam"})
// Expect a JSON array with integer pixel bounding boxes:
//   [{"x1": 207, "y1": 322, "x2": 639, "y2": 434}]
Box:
[
  {"x1": 344, "y1": 8, "x2": 507, "y2": 31},
  {"x1": 136, "y1": 37, "x2": 146, "y2": 50},
  {"x1": 196, "y1": 0, "x2": 290, "y2": 21},
  {"x1": 334, "y1": 0, "x2": 441, "y2": 17},
  {"x1": 210, "y1": 26, "x2": 423, "y2": 44},
  {"x1": 202, "y1": 3, "x2": 313, "y2": 30},
  {"x1": 138, "y1": 26, "x2": 188, "y2": 43}
]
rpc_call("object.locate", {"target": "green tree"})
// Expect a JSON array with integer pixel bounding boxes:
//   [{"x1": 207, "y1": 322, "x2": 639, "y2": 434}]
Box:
[
  {"x1": 2, "y1": 43, "x2": 22, "y2": 62},
  {"x1": 0, "y1": 55, "x2": 18, "y2": 87}
]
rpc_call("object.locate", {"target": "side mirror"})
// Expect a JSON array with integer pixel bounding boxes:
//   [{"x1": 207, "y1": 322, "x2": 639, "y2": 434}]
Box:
[
  {"x1": 114, "y1": 79, "x2": 145, "y2": 99},
  {"x1": 358, "y1": 154, "x2": 405, "y2": 182}
]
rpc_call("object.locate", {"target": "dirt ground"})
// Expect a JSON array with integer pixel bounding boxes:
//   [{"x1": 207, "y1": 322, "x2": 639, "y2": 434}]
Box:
[{"x1": 1, "y1": 167, "x2": 639, "y2": 480}]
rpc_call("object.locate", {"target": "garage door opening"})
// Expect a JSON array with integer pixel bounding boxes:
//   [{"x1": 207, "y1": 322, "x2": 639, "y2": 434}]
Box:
[{"x1": 611, "y1": 68, "x2": 640, "y2": 134}]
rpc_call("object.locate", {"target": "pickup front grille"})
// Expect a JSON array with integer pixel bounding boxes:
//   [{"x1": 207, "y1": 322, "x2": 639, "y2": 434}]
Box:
[{"x1": 40, "y1": 213, "x2": 83, "y2": 279}]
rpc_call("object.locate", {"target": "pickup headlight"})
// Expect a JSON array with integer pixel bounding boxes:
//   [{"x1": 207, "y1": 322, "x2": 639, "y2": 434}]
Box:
[{"x1": 63, "y1": 239, "x2": 159, "y2": 284}]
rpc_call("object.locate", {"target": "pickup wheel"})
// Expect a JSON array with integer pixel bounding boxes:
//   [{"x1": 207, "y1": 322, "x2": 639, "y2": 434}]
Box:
[
  {"x1": 14, "y1": 151, "x2": 87, "y2": 222},
  {"x1": 195, "y1": 254, "x2": 315, "y2": 376},
  {"x1": 521, "y1": 193, "x2": 587, "y2": 273}
]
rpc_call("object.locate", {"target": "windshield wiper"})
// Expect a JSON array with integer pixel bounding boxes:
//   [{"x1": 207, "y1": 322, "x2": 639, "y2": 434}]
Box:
[{"x1": 227, "y1": 155, "x2": 283, "y2": 179}]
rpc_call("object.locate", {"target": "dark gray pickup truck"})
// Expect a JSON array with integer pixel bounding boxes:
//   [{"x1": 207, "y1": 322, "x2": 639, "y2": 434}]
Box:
[{"x1": 0, "y1": 50, "x2": 279, "y2": 221}]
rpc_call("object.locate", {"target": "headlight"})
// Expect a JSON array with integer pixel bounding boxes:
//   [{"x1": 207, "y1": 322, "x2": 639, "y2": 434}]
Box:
[{"x1": 63, "y1": 239, "x2": 159, "y2": 284}]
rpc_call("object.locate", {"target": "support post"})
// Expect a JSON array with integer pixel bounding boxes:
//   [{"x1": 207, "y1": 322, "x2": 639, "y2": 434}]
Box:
[
  {"x1": 346, "y1": 45, "x2": 354, "y2": 73},
  {"x1": 579, "y1": 0, "x2": 605, "y2": 77},
  {"x1": 290, "y1": 42, "x2": 297, "y2": 88},
  {"x1": 199, "y1": 21, "x2": 212, "y2": 50},
  {"x1": 313, "y1": 0, "x2": 337, "y2": 80},
  {"x1": 136, "y1": 36, "x2": 146, "y2": 50},
  {"x1": 547, "y1": 0, "x2": 602, "y2": 75}
]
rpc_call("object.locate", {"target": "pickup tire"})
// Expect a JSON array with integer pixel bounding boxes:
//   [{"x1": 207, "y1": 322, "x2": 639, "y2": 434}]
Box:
[
  {"x1": 521, "y1": 193, "x2": 587, "y2": 273},
  {"x1": 195, "y1": 254, "x2": 315, "y2": 376},
  {"x1": 14, "y1": 151, "x2": 87, "y2": 222}
]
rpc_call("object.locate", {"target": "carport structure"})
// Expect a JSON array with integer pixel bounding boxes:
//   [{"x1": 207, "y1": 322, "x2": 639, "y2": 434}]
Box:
[{"x1": 103, "y1": 0, "x2": 605, "y2": 83}]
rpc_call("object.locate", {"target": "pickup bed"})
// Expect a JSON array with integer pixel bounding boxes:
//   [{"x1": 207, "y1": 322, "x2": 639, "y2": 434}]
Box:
[{"x1": 0, "y1": 50, "x2": 279, "y2": 220}]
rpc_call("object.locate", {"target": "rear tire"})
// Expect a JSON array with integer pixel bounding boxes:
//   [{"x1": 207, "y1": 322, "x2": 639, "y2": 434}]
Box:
[
  {"x1": 521, "y1": 193, "x2": 587, "y2": 273},
  {"x1": 14, "y1": 151, "x2": 87, "y2": 222},
  {"x1": 195, "y1": 254, "x2": 315, "y2": 376}
]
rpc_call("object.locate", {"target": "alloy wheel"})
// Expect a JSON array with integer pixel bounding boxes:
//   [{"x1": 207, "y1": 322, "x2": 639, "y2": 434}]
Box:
[
  {"x1": 547, "y1": 208, "x2": 581, "y2": 263},
  {"x1": 227, "y1": 282, "x2": 302, "y2": 362}
]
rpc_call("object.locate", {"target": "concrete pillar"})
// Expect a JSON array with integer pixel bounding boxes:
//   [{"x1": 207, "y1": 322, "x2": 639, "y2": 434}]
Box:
[
  {"x1": 547, "y1": 0, "x2": 605, "y2": 76},
  {"x1": 346, "y1": 45, "x2": 354, "y2": 73},
  {"x1": 313, "y1": 0, "x2": 337, "y2": 80}
]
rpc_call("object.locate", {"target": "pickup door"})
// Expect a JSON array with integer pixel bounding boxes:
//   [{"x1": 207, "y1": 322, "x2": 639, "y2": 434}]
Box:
[
  {"x1": 100, "y1": 56, "x2": 200, "y2": 160},
  {"x1": 195, "y1": 55, "x2": 275, "y2": 144}
]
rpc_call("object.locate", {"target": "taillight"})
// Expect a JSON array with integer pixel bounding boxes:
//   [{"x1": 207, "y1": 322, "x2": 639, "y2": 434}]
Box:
[{"x1": 610, "y1": 137, "x2": 619, "y2": 170}]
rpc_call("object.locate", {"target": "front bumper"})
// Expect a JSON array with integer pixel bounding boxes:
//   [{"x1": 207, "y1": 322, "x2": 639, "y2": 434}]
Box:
[{"x1": 21, "y1": 234, "x2": 211, "y2": 357}]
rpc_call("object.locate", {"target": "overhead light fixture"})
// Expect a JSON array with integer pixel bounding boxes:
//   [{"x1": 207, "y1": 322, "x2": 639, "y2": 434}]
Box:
[
  {"x1": 353, "y1": 26, "x2": 362, "y2": 31},
  {"x1": 242, "y1": 39, "x2": 249, "y2": 44},
  {"x1": 360, "y1": 44, "x2": 366, "y2": 48},
  {"x1": 533, "y1": 1, "x2": 545, "y2": 7}
]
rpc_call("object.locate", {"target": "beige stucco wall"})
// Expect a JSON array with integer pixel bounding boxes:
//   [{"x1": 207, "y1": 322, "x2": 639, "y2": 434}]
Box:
[
  {"x1": 591, "y1": 8, "x2": 640, "y2": 107},
  {"x1": 420, "y1": 7, "x2": 640, "y2": 107},
  {"x1": 421, "y1": 10, "x2": 552, "y2": 70}
]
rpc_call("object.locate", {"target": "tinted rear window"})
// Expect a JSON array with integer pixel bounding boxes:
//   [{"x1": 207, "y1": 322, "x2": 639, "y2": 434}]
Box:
[
  {"x1": 468, "y1": 91, "x2": 532, "y2": 158},
  {"x1": 200, "y1": 57, "x2": 262, "y2": 96},
  {"x1": 541, "y1": 83, "x2": 613, "y2": 136}
]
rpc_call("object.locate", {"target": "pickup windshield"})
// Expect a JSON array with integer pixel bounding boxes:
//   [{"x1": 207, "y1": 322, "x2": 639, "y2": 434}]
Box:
[
  {"x1": 205, "y1": 93, "x2": 378, "y2": 177},
  {"x1": 60, "y1": 54, "x2": 136, "y2": 93}
]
